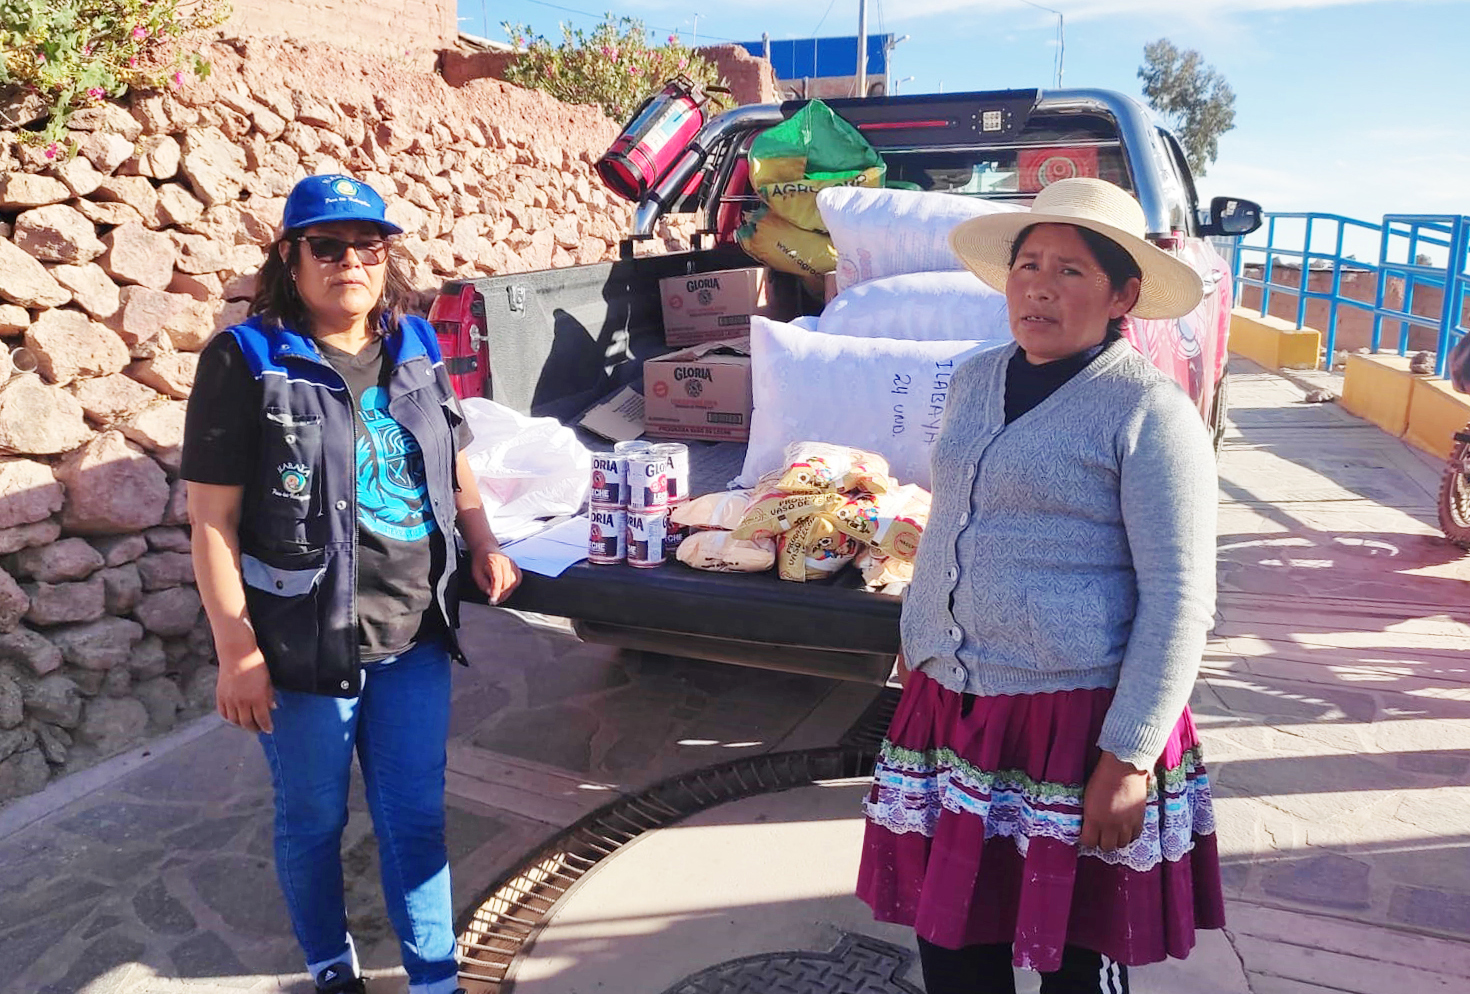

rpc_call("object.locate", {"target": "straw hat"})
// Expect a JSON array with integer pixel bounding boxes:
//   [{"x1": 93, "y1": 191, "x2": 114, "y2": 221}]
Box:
[{"x1": 948, "y1": 178, "x2": 1204, "y2": 320}]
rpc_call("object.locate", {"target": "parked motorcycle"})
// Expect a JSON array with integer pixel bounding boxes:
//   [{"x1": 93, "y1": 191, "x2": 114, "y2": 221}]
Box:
[{"x1": 1437, "y1": 336, "x2": 1470, "y2": 547}]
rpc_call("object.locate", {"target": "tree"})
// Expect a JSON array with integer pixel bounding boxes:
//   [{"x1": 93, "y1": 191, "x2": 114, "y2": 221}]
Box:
[{"x1": 1137, "y1": 39, "x2": 1237, "y2": 178}]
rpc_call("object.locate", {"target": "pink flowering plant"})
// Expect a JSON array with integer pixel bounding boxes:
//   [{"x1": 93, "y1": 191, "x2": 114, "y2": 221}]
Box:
[
  {"x1": 502, "y1": 15, "x2": 725, "y2": 122},
  {"x1": 0, "y1": 0, "x2": 229, "y2": 145}
]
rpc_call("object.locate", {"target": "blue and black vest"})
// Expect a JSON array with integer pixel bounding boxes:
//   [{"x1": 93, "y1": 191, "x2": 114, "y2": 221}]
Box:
[{"x1": 226, "y1": 314, "x2": 464, "y2": 697}]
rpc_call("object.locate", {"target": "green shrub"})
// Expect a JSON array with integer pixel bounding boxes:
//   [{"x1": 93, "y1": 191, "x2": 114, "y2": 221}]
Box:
[
  {"x1": 0, "y1": 0, "x2": 230, "y2": 151},
  {"x1": 501, "y1": 15, "x2": 726, "y2": 124}
]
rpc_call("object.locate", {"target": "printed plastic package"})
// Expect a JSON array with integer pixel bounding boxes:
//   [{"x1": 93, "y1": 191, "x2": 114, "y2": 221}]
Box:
[
  {"x1": 747, "y1": 100, "x2": 887, "y2": 232},
  {"x1": 736, "y1": 207, "x2": 837, "y2": 294},
  {"x1": 775, "y1": 515, "x2": 861, "y2": 582},
  {"x1": 774, "y1": 441, "x2": 893, "y2": 495},
  {"x1": 827, "y1": 484, "x2": 932, "y2": 561}
]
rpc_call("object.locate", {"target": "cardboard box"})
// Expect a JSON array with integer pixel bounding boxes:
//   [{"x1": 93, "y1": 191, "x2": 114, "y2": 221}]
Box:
[
  {"x1": 659, "y1": 266, "x2": 788, "y2": 346},
  {"x1": 643, "y1": 340, "x2": 752, "y2": 442},
  {"x1": 577, "y1": 384, "x2": 645, "y2": 442}
]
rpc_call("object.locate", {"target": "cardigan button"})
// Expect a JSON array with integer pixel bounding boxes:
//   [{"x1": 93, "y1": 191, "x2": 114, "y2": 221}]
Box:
[
  {"x1": 949, "y1": 625, "x2": 962, "y2": 642},
  {"x1": 284, "y1": 433, "x2": 296, "y2": 444},
  {"x1": 959, "y1": 513, "x2": 970, "y2": 527},
  {"x1": 964, "y1": 465, "x2": 976, "y2": 480},
  {"x1": 340, "y1": 681, "x2": 350, "y2": 690},
  {"x1": 947, "y1": 567, "x2": 958, "y2": 581},
  {"x1": 275, "y1": 580, "x2": 284, "y2": 590},
  {"x1": 336, "y1": 500, "x2": 348, "y2": 510}
]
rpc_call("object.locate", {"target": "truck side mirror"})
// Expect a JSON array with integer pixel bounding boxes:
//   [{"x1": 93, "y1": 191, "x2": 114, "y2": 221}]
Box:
[{"x1": 1199, "y1": 196, "x2": 1263, "y2": 237}]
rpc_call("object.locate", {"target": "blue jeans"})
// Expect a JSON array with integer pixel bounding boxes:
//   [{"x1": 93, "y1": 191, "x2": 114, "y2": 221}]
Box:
[{"x1": 259, "y1": 641, "x2": 459, "y2": 994}]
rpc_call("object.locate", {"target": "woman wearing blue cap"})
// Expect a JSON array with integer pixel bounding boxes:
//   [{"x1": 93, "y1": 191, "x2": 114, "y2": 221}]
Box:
[{"x1": 182, "y1": 174, "x2": 519, "y2": 994}]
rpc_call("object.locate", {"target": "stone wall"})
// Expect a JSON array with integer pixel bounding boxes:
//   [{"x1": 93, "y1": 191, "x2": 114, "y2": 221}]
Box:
[
  {"x1": 0, "y1": 35, "x2": 693, "y2": 803},
  {"x1": 226, "y1": 0, "x2": 457, "y2": 60}
]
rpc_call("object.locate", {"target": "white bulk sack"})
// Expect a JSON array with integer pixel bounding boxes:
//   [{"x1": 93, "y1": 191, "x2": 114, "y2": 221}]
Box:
[
  {"x1": 818, "y1": 270, "x2": 1013, "y2": 344},
  {"x1": 817, "y1": 186, "x2": 1027, "y2": 291},
  {"x1": 460, "y1": 398, "x2": 591, "y2": 538},
  {"x1": 735, "y1": 316, "x2": 989, "y2": 490}
]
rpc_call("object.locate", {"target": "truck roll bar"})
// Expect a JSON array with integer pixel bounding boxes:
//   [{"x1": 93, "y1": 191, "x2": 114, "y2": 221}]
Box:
[
  {"x1": 630, "y1": 87, "x2": 1177, "y2": 241},
  {"x1": 1033, "y1": 89, "x2": 1175, "y2": 238},
  {"x1": 632, "y1": 104, "x2": 787, "y2": 239}
]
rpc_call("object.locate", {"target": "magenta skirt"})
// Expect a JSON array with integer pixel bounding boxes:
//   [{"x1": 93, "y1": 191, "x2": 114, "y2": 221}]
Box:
[{"x1": 856, "y1": 670, "x2": 1225, "y2": 972}]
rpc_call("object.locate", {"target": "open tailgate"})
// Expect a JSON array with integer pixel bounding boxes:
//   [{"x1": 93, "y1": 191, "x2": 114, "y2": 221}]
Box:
[{"x1": 463, "y1": 443, "x2": 902, "y2": 683}]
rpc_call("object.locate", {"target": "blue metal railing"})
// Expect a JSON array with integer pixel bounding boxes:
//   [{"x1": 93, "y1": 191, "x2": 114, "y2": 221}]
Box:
[{"x1": 1232, "y1": 212, "x2": 1470, "y2": 376}]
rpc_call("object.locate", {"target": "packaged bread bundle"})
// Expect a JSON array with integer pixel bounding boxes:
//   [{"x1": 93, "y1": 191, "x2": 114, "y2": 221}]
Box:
[
  {"x1": 774, "y1": 441, "x2": 894, "y2": 495},
  {"x1": 855, "y1": 548, "x2": 914, "y2": 589},
  {"x1": 775, "y1": 515, "x2": 861, "y2": 582},
  {"x1": 677, "y1": 530, "x2": 777, "y2": 573},
  {"x1": 730, "y1": 488, "x2": 847, "y2": 541},
  {"x1": 826, "y1": 484, "x2": 931, "y2": 561},
  {"x1": 670, "y1": 490, "x2": 754, "y2": 532}
]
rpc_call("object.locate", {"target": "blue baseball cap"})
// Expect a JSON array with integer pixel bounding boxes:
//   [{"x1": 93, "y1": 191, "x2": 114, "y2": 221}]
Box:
[{"x1": 281, "y1": 174, "x2": 403, "y2": 236}]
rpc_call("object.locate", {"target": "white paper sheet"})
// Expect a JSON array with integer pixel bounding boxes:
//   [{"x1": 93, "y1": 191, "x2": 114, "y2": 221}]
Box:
[{"x1": 501, "y1": 516, "x2": 591, "y2": 577}]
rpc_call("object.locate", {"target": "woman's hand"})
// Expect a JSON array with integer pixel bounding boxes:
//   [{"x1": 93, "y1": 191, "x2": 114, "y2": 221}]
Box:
[
  {"x1": 469, "y1": 543, "x2": 522, "y2": 605},
  {"x1": 894, "y1": 650, "x2": 912, "y2": 688},
  {"x1": 216, "y1": 643, "x2": 276, "y2": 734},
  {"x1": 1080, "y1": 751, "x2": 1149, "y2": 851}
]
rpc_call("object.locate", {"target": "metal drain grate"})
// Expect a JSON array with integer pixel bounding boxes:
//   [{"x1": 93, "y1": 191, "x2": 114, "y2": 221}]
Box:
[
  {"x1": 840, "y1": 687, "x2": 901, "y2": 752},
  {"x1": 455, "y1": 725, "x2": 892, "y2": 992}
]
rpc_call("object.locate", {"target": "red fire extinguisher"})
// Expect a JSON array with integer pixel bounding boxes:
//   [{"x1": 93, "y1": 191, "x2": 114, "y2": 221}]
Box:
[
  {"x1": 597, "y1": 76, "x2": 715, "y2": 202},
  {"x1": 426, "y1": 283, "x2": 488, "y2": 401}
]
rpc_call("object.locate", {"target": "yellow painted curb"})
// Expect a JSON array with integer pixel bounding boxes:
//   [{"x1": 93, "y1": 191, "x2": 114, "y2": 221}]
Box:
[
  {"x1": 1406, "y1": 375, "x2": 1470, "y2": 459},
  {"x1": 1228, "y1": 308, "x2": 1321, "y2": 370},
  {"x1": 1341, "y1": 353, "x2": 1414, "y2": 438},
  {"x1": 1339, "y1": 354, "x2": 1470, "y2": 459}
]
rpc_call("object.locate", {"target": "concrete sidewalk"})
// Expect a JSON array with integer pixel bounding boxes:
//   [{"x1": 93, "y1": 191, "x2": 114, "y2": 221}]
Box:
[{"x1": 2, "y1": 357, "x2": 1469, "y2": 993}]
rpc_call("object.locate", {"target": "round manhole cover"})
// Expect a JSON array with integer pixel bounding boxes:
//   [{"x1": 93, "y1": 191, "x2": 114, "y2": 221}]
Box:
[{"x1": 662, "y1": 935, "x2": 921, "y2": 994}]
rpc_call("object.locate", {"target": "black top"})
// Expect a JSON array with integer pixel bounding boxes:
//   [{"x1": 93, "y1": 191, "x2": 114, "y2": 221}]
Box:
[
  {"x1": 182, "y1": 333, "x2": 470, "y2": 661},
  {"x1": 1003, "y1": 334, "x2": 1117, "y2": 425}
]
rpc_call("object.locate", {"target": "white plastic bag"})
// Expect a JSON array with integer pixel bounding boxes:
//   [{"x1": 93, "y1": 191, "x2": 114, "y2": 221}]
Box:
[
  {"x1": 817, "y1": 186, "x2": 1026, "y2": 291},
  {"x1": 460, "y1": 398, "x2": 591, "y2": 537},
  {"x1": 818, "y1": 271, "x2": 1012, "y2": 344},
  {"x1": 735, "y1": 316, "x2": 989, "y2": 490}
]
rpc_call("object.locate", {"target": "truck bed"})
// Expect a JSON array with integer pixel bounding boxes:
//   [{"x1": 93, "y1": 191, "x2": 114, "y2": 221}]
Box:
[{"x1": 460, "y1": 435, "x2": 901, "y2": 684}]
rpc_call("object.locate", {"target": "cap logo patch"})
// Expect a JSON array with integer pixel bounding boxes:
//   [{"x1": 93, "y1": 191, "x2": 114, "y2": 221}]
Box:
[{"x1": 333, "y1": 179, "x2": 358, "y2": 196}]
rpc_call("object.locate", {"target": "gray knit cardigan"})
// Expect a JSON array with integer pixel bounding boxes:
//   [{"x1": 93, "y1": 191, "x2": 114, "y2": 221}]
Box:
[{"x1": 902, "y1": 337, "x2": 1218, "y2": 769}]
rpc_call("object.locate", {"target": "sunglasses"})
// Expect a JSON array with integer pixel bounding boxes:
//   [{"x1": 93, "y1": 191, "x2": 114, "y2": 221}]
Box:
[{"x1": 297, "y1": 235, "x2": 389, "y2": 265}]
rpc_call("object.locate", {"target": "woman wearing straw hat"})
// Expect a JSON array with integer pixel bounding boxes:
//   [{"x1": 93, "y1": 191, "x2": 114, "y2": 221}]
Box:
[{"x1": 857, "y1": 178, "x2": 1224, "y2": 993}]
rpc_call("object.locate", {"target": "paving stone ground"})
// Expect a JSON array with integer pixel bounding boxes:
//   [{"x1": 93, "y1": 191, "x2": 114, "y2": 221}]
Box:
[{"x1": 1, "y1": 357, "x2": 1468, "y2": 994}]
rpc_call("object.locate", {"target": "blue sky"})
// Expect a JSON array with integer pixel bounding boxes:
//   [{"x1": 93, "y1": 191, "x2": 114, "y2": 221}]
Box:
[{"x1": 460, "y1": 1, "x2": 1466, "y2": 253}]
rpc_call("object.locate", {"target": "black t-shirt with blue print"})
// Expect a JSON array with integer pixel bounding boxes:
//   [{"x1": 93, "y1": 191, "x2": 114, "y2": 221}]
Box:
[{"x1": 316, "y1": 337, "x2": 448, "y2": 660}]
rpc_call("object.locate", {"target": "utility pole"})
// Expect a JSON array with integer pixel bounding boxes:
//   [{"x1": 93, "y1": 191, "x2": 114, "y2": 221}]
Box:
[
  {"x1": 1019, "y1": 1, "x2": 1065, "y2": 88},
  {"x1": 856, "y1": 0, "x2": 869, "y2": 98},
  {"x1": 692, "y1": 13, "x2": 700, "y2": 49}
]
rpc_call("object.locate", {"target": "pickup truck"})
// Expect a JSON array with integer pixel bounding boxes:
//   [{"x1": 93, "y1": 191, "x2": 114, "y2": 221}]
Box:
[{"x1": 445, "y1": 87, "x2": 1263, "y2": 684}]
